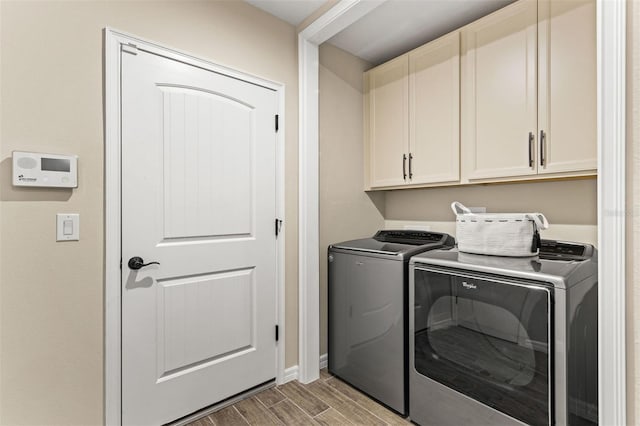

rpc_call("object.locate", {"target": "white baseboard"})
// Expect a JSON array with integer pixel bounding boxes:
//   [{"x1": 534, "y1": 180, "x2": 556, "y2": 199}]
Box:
[
  {"x1": 320, "y1": 353, "x2": 327, "y2": 370},
  {"x1": 282, "y1": 354, "x2": 327, "y2": 384},
  {"x1": 282, "y1": 365, "x2": 299, "y2": 384}
]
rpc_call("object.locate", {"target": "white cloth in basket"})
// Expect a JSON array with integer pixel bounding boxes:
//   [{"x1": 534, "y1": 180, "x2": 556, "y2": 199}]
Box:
[{"x1": 451, "y1": 201, "x2": 549, "y2": 257}]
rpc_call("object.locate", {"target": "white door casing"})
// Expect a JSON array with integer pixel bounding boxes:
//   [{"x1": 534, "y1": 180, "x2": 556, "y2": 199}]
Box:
[
  {"x1": 105, "y1": 29, "x2": 286, "y2": 426},
  {"x1": 296, "y1": 0, "x2": 386, "y2": 385}
]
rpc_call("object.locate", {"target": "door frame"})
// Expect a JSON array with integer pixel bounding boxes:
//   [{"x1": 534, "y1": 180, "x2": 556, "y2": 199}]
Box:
[
  {"x1": 104, "y1": 28, "x2": 287, "y2": 426},
  {"x1": 298, "y1": 0, "x2": 627, "y2": 424},
  {"x1": 296, "y1": 0, "x2": 386, "y2": 384}
]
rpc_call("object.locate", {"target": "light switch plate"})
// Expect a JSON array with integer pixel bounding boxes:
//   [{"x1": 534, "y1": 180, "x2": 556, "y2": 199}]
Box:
[{"x1": 56, "y1": 213, "x2": 79, "y2": 241}]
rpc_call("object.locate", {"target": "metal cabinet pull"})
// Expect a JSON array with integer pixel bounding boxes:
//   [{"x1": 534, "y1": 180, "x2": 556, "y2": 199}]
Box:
[
  {"x1": 528, "y1": 132, "x2": 534, "y2": 168},
  {"x1": 409, "y1": 153, "x2": 413, "y2": 179},
  {"x1": 402, "y1": 154, "x2": 407, "y2": 180},
  {"x1": 540, "y1": 130, "x2": 546, "y2": 166}
]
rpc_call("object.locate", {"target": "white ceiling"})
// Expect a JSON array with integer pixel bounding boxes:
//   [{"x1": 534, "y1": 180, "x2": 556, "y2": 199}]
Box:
[
  {"x1": 328, "y1": 0, "x2": 515, "y2": 65},
  {"x1": 245, "y1": 0, "x2": 328, "y2": 26},
  {"x1": 244, "y1": 0, "x2": 516, "y2": 66}
]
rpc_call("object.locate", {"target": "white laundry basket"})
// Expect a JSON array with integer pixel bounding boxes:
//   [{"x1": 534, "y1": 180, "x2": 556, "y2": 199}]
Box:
[{"x1": 451, "y1": 201, "x2": 549, "y2": 257}]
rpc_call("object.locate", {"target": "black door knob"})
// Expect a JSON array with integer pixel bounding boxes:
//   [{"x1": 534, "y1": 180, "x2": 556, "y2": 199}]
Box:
[{"x1": 128, "y1": 256, "x2": 160, "y2": 270}]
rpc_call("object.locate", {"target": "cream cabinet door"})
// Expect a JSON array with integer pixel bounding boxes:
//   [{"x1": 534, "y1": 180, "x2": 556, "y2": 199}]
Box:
[
  {"x1": 367, "y1": 56, "x2": 409, "y2": 188},
  {"x1": 538, "y1": 0, "x2": 596, "y2": 174},
  {"x1": 462, "y1": 0, "x2": 538, "y2": 181},
  {"x1": 409, "y1": 32, "x2": 460, "y2": 185}
]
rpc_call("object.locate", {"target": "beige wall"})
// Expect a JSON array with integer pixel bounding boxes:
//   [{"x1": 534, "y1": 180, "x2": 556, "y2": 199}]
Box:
[
  {"x1": 384, "y1": 178, "x2": 597, "y2": 225},
  {"x1": 318, "y1": 43, "x2": 385, "y2": 356},
  {"x1": 0, "y1": 1, "x2": 298, "y2": 425},
  {"x1": 627, "y1": 1, "x2": 640, "y2": 424}
]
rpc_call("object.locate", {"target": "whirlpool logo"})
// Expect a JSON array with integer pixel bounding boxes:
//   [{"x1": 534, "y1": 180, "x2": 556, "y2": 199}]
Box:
[{"x1": 462, "y1": 281, "x2": 477, "y2": 290}]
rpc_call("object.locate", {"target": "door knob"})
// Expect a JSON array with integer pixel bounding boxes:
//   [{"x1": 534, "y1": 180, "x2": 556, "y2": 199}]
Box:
[{"x1": 128, "y1": 256, "x2": 160, "y2": 270}]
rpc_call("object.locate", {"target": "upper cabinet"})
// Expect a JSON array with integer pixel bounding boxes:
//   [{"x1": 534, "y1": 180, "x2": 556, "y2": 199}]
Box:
[
  {"x1": 537, "y1": 0, "x2": 597, "y2": 174},
  {"x1": 461, "y1": 0, "x2": 538, "y2": 181},
  {"x1": 409, "y1": 32, "x2": 460, "y2": 185},
  {"x1": 366, "y1": 56, "x2": 409, "y2": 188},
  {"x1": 364, "y1": 0, "x2": 596, "y2": 190},
  {"x1": 365, "y1": 32, "x2": 460, "y2": 189},
  {"x1": 461, "y1": 0, "x2": 596, "y2": 183}
]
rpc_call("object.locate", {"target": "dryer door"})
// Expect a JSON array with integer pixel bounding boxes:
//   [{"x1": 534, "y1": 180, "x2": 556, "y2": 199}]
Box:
[{"x1": 413, "y1": 267, "x2": 552, "y2": 426}]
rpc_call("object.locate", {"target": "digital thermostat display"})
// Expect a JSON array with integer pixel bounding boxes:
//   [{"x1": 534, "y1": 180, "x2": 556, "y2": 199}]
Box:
[
  {"x1": 41, "y1": 158, "x2": 71, "y2": 172},
  {"x1": 12, "y1": 151, "x2": 78, "y2": 188}
]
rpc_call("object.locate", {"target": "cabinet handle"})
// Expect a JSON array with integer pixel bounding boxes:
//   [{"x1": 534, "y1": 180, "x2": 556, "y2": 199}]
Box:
[
  {"x1": 409, "y1": 153, "x2": 413, "y2": 179},
  {"x1": 540, "y1": 130, "x2": 546, "y2": 167},
  {"x1": 402, "y1": 154, "x2": 407, "y2": 180},
  {"x1": 528, "y1": 132, "x2": 534, "y2": 168}
]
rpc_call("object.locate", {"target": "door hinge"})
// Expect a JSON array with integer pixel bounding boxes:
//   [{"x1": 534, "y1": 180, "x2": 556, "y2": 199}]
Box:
[
  {"x1": 275, "y1": 114, "x2": 279, "y2": 132},
  {"x1": 275, "y1": 325, "x2": 279, "y2": 342},
  {"x1": 119, "y1": 258, "x2": 122, "y2": 270},
  {"x1": 275, "y1": 218, "x2": 283, "y2": 237},
  {"x1": 122, "y1": 43, "x2": 138, "y2": 55}
]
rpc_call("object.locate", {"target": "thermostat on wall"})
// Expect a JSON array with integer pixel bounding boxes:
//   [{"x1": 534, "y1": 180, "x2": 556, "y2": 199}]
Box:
[{"x1": 12, "y1": 151, "x2": 78, "y2": 188}]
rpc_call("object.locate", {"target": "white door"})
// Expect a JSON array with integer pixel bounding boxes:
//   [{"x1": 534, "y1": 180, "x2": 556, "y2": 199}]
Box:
[{"x1": 121, "y1": 47, "x2": 278, "y2": 425}]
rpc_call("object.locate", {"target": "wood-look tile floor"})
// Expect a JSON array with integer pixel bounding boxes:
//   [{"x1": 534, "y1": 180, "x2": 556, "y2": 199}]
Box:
[{"x1": 186, "y1": 369, "x2": 410, "y2": 426}]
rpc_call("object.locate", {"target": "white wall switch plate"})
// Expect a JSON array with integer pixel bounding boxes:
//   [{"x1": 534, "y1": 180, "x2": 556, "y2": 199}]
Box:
[{"x1": 56, "y1": 213, "x2": 79, "y2": 241}]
